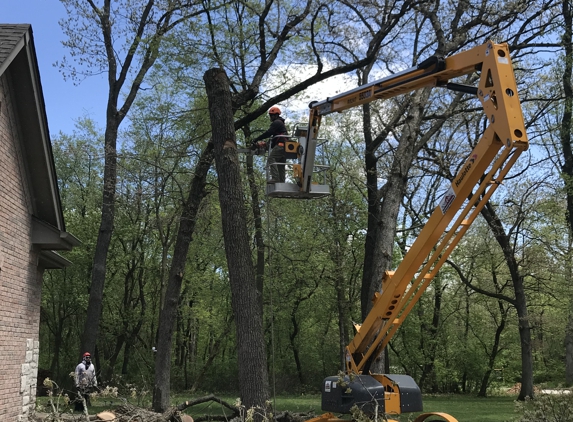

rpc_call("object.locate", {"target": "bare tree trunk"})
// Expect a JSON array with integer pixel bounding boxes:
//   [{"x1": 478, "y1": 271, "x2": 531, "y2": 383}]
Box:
[
  {"x1": 358, "y1": 67, "x2": 403, "y2": 321},
  {"x1": 204, "y1": 68, "x2": 269, "y2": 413},
  {"x1": 49, "y1": 320, "x2": 63, "y2": 378},
  {"x1": 360, "y1": 90, "x2": 431, "y2": 375},
  {"x1": 481, "y1": 202, "x2": 534, "y2": 400},
  {"x1": 418, "y1": 278, "x2": 443, "y2": 393},
  {"x1": 81, "y1": 120, "x2": 119, "y2": 357},
  {"x1": 560, "y1": 0, "x2": 573, "y2": 387},
  {"x1": 567, "y1": 308, "x2": 573, "y2": 385},
  {"x1": 478, "y1": 298, "x2": 508, "y2": 397},
  {"x1": 289, "y1": 309, "x2": 305, "y2": 386},
  {"x1": 152, "y1": 142, "x2": 214, "y2": 412},
  {"x1": 461, "y1": 286, "x2": 471, "y2": 393},
  {"x1": 335, "y1": 270, "x2": 349, "y2": 371},
  {"x1": 245, "y1": 149, "x2": 265, "y2": 314},
  {"x1": 515, "y1": 283, "x2": 535, "y2": 400},
  {"x1": 189, "y1": 316, "x2": 234, "y2": 393}
]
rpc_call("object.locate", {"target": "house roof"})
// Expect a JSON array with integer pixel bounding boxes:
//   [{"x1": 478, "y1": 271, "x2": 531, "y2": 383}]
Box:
[
  {"x1": 0, "y1": 25, "x2": 30, "y2": 72},
  {"x1": 0, "y1": 24, "x2": 80, "y2": 268}
]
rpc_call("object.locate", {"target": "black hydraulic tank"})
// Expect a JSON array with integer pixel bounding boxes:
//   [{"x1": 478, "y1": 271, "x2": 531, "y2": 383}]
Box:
[
  {"x1": 321, "y1": 374, "x2": 385, "y2": 414},
  {"x1": 384, "y1": 374, "x2": 423, "y2": 413}
]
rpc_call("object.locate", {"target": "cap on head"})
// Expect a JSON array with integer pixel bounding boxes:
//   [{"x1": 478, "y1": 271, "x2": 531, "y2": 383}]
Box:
[
  {"x1": 83, "y1": 352, "x2": 91, "y2": 358},
  {"x1": 268, "y1": 106, "x2": 281, "y2": 116}
]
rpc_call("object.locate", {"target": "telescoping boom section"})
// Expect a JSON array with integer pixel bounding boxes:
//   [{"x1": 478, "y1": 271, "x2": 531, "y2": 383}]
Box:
[{"x1": 306, "y1": 41, "x2": 528, "y2": 422}]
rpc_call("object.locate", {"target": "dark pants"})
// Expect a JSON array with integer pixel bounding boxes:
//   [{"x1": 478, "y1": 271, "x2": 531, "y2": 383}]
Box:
[
  {"x1": 268, "y1": 146, "x2": 286, "y2": 182},
  {"x1": 74, "y1": 389, "x2": 91, "y2": 411}
]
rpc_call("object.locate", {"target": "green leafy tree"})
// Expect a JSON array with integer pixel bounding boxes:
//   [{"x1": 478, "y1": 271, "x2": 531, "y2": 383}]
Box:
[
  {"x1": 155, "y1": 0, "x2": 422, "y2": 411},
  {"x1": 58, "y1": 0, "x2": 214, "y2": 362},
  {"x1": 43, "y1": 120, "x2": 103, "y2": 384}
]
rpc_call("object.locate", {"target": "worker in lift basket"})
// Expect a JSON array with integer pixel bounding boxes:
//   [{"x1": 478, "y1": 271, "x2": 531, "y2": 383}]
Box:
[{"x1": 252, "y1": 106, "x2": 289, "y2": 183}]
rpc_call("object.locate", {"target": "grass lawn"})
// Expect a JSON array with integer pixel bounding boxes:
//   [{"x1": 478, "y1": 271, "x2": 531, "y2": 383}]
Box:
[
  {"x1": 403, "y1": 395, "x2": 518, "y2": 421},
  {"x1": 37, "y1": 393, "x2": 521, "y2": 421},
  {"x1": 273, "y1": 394, "x2": 518, "y2": 422},
  {"x1": 173, "y1": 394, "x2": 519, "y2": 422}
]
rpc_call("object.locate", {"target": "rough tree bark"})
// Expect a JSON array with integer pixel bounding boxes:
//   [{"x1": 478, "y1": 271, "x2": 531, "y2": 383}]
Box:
[
  {"x1": 245, "y1": 148, "x2": 265, "y2": 314},
  {"x1": 152, "y1": 142, "x2": 215, "y2": 412},
  {"x1": 360, "y1": 98, "x2": 415, "y2": 321},
  {"x1": 204, "y1": 68, "x2": 269, "y2": 412},
  {"x1": 358, "y1": 90, "x2": 433, "y2": 376},
  {"x1": 362, "y1": 88, "x2": 432, "y2": 317}
]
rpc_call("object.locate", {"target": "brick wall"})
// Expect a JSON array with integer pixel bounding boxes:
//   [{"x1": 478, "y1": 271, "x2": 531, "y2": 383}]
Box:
[{"x1": 0, "y1": 72, "x2": 44, "y2": 421}]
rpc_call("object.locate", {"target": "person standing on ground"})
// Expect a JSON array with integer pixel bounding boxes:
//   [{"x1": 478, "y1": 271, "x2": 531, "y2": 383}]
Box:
[
  {"x1": 74, "y1": 352, "x2": 97, "y2": 411},
  {"x1": 252, "y1": 106, "x2": 288, "y2": 183}
]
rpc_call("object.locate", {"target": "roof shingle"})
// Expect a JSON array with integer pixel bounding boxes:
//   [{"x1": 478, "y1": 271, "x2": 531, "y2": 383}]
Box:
[{"x1": 0, "y1": 24, "x2": 31, "y2": 72}]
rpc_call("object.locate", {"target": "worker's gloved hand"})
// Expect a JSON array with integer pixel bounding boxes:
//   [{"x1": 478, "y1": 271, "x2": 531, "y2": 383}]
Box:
[{"x1": 251, "y1": 141, "x2": 267, "y2": 154}]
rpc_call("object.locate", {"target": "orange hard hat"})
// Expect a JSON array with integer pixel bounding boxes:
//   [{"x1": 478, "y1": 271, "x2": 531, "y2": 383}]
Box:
[{"x1": 268, "y1": 106, "x2": 281, "y2": 115}]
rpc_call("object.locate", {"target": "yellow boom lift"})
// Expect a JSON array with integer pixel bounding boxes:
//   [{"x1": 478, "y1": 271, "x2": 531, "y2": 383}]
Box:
[{"x1": 282, "y1": 40, "x2": 528, "y2": 422}]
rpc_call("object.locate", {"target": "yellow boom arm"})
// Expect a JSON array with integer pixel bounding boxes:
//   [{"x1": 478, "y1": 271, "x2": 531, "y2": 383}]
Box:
[{"x1": 306, "y1": 40, "x2": 528, "y2": 372}]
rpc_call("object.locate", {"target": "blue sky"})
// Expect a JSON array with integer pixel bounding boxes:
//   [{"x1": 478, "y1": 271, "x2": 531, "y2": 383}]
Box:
[
  {"x1": 2, "y1": 1, "x2": 350, "y2": 137},
  {"x1": 3, "y1": 0, "x2": 107, "y2": 136}
]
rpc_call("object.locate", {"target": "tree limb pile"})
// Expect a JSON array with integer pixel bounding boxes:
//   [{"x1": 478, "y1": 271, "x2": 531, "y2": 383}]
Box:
[{"x1": 33, "y1": 395, "x2": 315, "y2": 422}]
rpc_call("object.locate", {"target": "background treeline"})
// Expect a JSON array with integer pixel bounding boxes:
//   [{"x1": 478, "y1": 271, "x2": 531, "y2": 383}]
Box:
[{"x1": 40, "y1": 0, "x2": 573, "y2": 400}]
